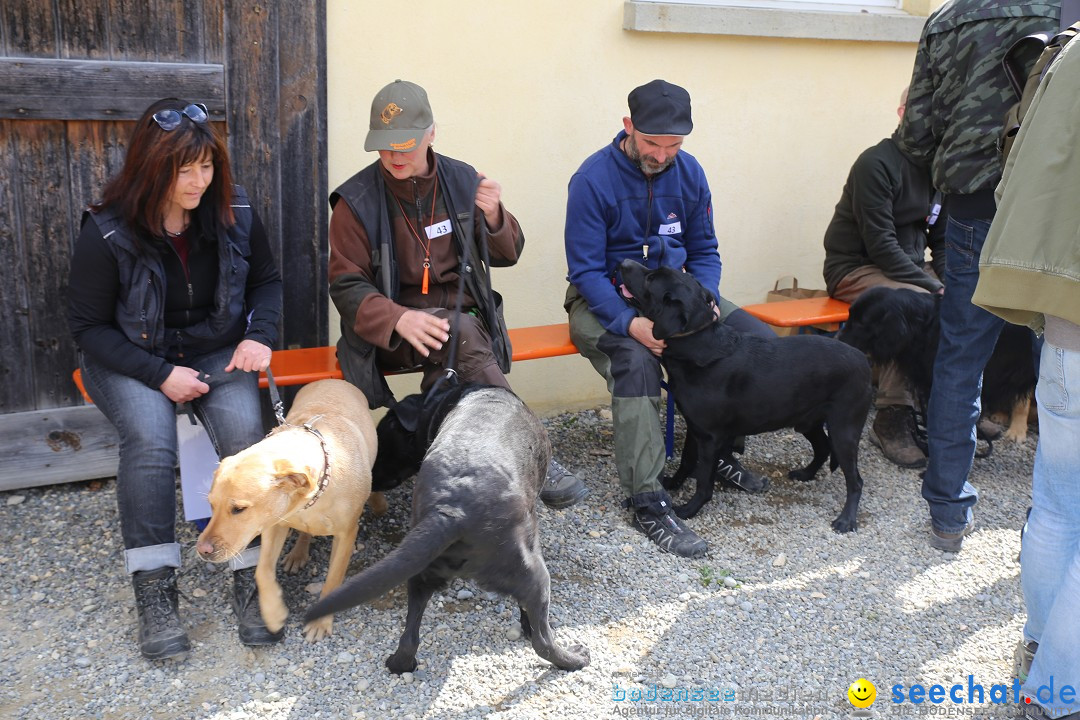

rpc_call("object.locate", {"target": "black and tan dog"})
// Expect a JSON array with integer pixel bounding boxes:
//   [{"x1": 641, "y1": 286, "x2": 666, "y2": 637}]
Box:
[
  {"x1": 304, "y1": 382, "x2": 590, "y2": 674},
  {"x1": 619, "y1": 260, "x2": 873, "y2": 533},
  {"x1": 837, "y1": 286, "x2": 1037, "y2": 442}
]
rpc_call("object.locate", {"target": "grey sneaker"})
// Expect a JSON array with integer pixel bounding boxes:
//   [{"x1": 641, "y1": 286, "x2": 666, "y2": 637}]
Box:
[
  {"x1": 929, "y1": 511, "x2": 975, "y2": 552},
  {"x1": 631, "y1": 501, "x2": 707, "y2": 558},
  {"x1": 1014, "y1": 639, "x2": 1038, "y2": 684},
  {"x1": 540, "y1": 459, "x2": 588, "y2": 509}
]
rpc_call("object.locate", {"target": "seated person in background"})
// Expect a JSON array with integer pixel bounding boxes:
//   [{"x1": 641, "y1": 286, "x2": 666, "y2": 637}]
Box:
[
  {"x1": 564, "y1": 79, "x2": 774, "y2": 558},
  {"x1": 329, "y1": 80, "x2": 587, "y2": 509},
  {"x1": 823, "y1": 87, "x2": 945, "y2": 469}
]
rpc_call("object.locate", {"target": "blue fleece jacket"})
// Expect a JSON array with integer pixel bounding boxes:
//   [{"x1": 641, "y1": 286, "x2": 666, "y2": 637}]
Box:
[{"x1": 565, "y1": 130, "x2": 721, "y2": 336}]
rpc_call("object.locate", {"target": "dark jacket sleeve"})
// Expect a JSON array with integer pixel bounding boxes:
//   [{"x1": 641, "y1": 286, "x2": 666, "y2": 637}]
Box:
[
  {"x1": 474, "y1": 204, "x2": 524, "y2": 268},
  {"x1": 241, "y1": 210, "x2": 283, "y2": 348},
  {"x1": 853, "y1": 154, "x2": 942, "y2": 292},
  {"x1": 67, "y1": 220, "x2": 173, "y2": 388}
]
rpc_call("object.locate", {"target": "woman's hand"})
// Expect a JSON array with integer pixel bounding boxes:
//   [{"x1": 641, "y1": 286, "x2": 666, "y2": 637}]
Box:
[
  {"x1": 225, "y1": 339, "x2": 273, "y2": 373},
  {"x1": 160, "y1": 366, "x2": 210, "y2": 403},
  {"x1": 395, "y1": 309, "x2": 451, "y2": 357}
]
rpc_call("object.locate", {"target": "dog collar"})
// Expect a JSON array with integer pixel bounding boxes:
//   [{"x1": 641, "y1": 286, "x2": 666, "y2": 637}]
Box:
[
  {"x1": 297, "y1": 418, "x2": 331, "y2": 509},
  {"x1": 668, "y1": 306, "x2": 719, "y2": 338}
]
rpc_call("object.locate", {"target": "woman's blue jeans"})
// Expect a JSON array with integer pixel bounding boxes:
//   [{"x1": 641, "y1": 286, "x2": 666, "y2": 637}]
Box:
[
  {"x1": 81, "y1": 347, "x2": 265, "y2": 573},
  {"x1": 921, "y1": 215, "x2": 1002, "y2": 533},
  {"x1": 1021, "y1": 341, "x2": 1080, "y2": 715}
]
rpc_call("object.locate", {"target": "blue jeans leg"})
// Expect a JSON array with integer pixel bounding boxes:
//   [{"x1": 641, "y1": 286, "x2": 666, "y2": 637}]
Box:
[
  {"x1": 80, "y1": 356, "x2": 183, "y2": 570},
  {"x1": 81, "y1": 346, "x2": 266, "y2": 572},
  {"x1": 189, "y1": 347, "x2": 266, "y2": 459},
  {"x1": 1021, "y1": 342, "x2": 1080, "y2": 714},
  {"x1": 922, "y1": 215, "x2": 1002, "y2": 532}
]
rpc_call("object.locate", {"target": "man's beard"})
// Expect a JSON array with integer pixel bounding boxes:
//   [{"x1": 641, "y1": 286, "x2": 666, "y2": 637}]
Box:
[{"x1": 625, "y1": 133, "x2": 674, "y2": 175}]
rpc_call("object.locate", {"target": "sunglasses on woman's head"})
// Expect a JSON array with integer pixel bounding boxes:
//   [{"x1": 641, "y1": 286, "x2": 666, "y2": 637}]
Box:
[{"x1": 151, "y1": 103, "x2": 209, "y2": 131}]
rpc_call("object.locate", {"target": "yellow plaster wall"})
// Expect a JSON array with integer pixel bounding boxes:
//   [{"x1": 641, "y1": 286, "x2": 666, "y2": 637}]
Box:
[{"x1": 326, "y1": 0, "x2": 927, "y2": 414}]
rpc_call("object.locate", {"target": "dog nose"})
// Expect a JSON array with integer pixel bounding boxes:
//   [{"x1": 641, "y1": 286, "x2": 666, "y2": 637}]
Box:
[{"x1": 195, "y1": 538, "x2": 216, "y2": 556}]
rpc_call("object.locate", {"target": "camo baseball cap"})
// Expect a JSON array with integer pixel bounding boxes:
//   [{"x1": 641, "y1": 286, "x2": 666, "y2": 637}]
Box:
[{"x1": 364, "y1": 80, "x2": 434, "y2": 153}]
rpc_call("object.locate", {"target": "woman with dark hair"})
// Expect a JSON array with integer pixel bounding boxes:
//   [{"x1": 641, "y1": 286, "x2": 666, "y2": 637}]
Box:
[{"x1": 68, "y1": 98, "x2": 283, "y2": 660}]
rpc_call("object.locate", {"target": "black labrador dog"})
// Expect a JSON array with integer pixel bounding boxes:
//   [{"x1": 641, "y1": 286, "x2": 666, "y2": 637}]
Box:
[
  {"x1": 619, "y1": 260, "x2": 873, "y2": 533},
  {"x1": 304, "y1": 381, "x2": 589, "y2": 674},
  {"x1": 836, "y1": 286, "x2": 1037, "y2": 442}
]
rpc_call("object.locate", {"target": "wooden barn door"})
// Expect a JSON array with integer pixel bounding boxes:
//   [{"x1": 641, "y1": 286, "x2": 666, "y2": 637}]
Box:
[{"x1": 0, "y1": 0, "x2": 327, "y2": 490}]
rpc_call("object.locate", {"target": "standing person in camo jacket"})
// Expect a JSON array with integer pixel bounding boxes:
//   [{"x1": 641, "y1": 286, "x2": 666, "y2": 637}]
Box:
[{"x1": 894, "y1": 0, "x2": 1060, "y2": 553}]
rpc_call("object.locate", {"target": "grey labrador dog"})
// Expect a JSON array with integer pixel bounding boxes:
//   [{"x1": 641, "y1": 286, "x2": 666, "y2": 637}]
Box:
[{"x1": 304, "y1": 381, "x2": 590, "y2": 674}]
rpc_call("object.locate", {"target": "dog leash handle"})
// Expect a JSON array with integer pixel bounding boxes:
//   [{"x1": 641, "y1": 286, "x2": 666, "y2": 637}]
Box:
[{"x1": 265, "y1": 368, "x2": 286, "y2": 426}]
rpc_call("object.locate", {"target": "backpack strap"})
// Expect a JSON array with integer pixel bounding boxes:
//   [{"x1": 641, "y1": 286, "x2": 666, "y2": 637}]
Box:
[{"x1": 1003, "y1": 32, "x2": 1053, "y2": 97}]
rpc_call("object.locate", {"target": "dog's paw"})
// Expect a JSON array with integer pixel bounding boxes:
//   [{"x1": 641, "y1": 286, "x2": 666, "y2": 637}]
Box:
[
  {"x1": 1003, "y1": 427, "x2": 1028, "y2": 444},
  {"x1": 259, "y1": 595, "x2": 289, "y2": 633},
  {"x1": 788, "y1": 468, "x2": 815, "y2": 483},
  {"x1": 281, "y1": 532, "x2": 312, "y2": 574},
  {"x1": 557, "y1": 644, "x2": 591, "y2": 671},
  {"x1": 672, "y1": 503, "x2": 695, "y2": 520},
  {"x1": 660, "y1": 474, "x2": 686, "y2": 491},
  {"x1": 368, "y1": 491, "x2": 389, "y2": 516},
  {"x1": 281, "y1": 549, "x2": 310, "y2": 574},
  {"x1": 386, "y1": 653, "x2": 418, "y2": 675},
  {"x1": 831, "y1": 516, "x2": 858, "y2": 534},
  {"x1": 302, "y1": 616, "x2": 333, "y2": 642}
]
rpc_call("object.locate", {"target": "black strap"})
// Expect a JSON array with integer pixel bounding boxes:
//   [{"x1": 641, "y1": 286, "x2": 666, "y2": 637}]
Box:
[{"x1": 266, "y1": 368, "x2": 286, "y2": 426}]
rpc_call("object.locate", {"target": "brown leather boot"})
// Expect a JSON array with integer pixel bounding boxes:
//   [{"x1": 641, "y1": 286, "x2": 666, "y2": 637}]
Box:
[{"x1": 869, "y1": 406, "x2": 927, "y2": 468}]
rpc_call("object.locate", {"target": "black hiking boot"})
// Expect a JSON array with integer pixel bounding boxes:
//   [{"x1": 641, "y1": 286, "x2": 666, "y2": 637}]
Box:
[
  {"x1": 131, "y1": 567, "x2": 191, "y2": 660},
  {"x1": 232, "y1": 567, "x2": 284, "y2": 646},
  {"x1": 628, "y1": 492, "x2": 707, "y2": 558}
]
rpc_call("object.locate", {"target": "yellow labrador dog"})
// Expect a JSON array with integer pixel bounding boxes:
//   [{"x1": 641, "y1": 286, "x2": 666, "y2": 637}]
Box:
[{"x1": 196, "y1": 379, "x2": 384, "y2": 641}]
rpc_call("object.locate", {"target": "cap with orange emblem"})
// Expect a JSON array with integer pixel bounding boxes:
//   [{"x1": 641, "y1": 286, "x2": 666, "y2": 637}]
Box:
[{"x1": 364, "y1": 80, "x2": 434, "y2": 153}]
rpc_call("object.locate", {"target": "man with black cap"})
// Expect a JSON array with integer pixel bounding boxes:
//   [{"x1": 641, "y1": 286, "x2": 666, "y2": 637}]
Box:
[
  {"x1": 563, "y1": 79, "x2": 773, "y2": 557},
  {"x1": 329, "y1": 79, "x2": 587, "y2": 509}
]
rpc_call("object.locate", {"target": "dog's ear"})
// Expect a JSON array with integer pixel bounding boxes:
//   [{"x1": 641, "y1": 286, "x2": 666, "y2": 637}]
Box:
[
  {"x1": 390, "y1": 394, "x2": 423, "y2": 433},
  {"x1": 271, "y1": 459, "x2": 312, "y2": 492},
  {"x1": 651, "y1": 296, "x2": 687, "y2": 340}
]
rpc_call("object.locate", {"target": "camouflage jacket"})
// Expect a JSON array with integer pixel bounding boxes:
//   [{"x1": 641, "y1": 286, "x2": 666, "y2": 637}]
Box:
[{"x1": 896, "y1": 0, "x2": 1060, "y2": 196}]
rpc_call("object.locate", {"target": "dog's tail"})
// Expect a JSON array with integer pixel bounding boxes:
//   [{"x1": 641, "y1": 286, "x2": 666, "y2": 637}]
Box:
[{"x1": 303, "y1": 512, "x2": 462, "y2": 623}]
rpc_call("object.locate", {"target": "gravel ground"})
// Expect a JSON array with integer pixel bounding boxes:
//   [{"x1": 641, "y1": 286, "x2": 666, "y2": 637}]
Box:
[{"x1": 0, "y1": 407, "x2": 1037, "y2": 720}]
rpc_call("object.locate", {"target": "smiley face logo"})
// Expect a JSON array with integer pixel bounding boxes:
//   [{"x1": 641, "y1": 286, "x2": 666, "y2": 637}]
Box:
[{"x1": 848, "y1": 678, "x2": 877, "y2": 709}]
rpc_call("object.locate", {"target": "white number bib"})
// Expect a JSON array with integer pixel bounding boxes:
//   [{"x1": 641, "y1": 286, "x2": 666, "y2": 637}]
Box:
[{"x1": 425, "y1": 219, "x2": 452, "y2": 240}]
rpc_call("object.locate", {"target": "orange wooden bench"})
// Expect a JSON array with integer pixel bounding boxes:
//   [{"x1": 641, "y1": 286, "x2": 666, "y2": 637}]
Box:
[
  {"x1": 71, "y1": 322, "x2": 687, "y2": 458},
  {"x1": 741, "y1": 296, "x2": 850, "y2": 332},
  {"x1": 72, "y1": 323, "x2": 580, "y2": 403}
]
